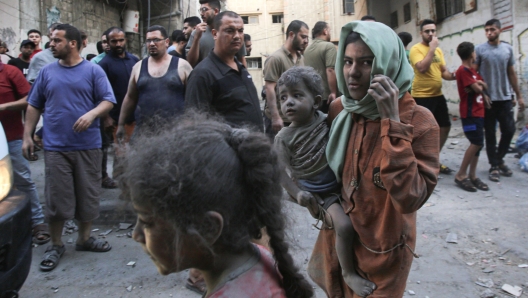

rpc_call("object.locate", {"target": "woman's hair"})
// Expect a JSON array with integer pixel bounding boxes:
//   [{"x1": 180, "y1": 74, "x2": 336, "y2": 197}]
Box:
[
  {"x1": 344, "y1": 31, "x2": 363, "y2": 48},
  {"x1": 120, "y1": 112, "x2": 314, "y2": 298},
  {"x1": 277, "y1": 66, "x2": 323, "y2": 101}
]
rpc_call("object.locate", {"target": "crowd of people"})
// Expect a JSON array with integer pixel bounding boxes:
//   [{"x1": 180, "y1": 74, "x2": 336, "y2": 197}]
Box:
[{"x1": 0, "y1": 0, "x2": 525, "y2": 295}]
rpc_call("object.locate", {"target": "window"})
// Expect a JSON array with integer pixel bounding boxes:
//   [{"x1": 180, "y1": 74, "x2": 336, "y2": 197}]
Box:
[
  {"x1": 247, "y1": 58, "x2": 262, "y2": 69},
  {"x1": 390, "y1": 11, "x2": 398, "y2": 28},
  {"x1": 272, "y1": 14, "x2": 283, "y2": 24},
  {"x1": 435, "y1": 0, "x2": 464, "y2": 22},
  {"x1": 404, "y1": 3, "x2": 411, "y2": 23},
  {"x1": 241, "y1": 16, "x2": 258, "y2": 25},
  {"x1": 343, "y1": 0, "x2": 354, "y2": 14}
]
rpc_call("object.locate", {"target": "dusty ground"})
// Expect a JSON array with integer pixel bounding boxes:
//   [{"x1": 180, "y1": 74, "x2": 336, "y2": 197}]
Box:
[{"x1": 18, "y1": 120, "x2": 528, "y2": 298}]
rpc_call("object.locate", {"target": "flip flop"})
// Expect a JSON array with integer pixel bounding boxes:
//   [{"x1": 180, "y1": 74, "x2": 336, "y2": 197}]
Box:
[
  {"x1": 455, "y1": 178, "x2": 477, "y2": 192},
  {"x1": 40, "y1": 245, "x2": 65, "y2": 272},
  {"x1": 32, "y1": 223, "x2": 51, "y2": 245},
  {"x1": 440, "y1": 164, "x2": 454, "y2": 174},
  {"x1": 471, "y1": 178, "x2": 489, "y2": 191},
  {"x1": 185, "y1": 277, "x2": 206, "y2": 295},
  {"x1": 75, "y1": 236, "x2": 111, "y2": 252},
  {"x1": 489, "y1": 167, "x2": 500, "y2": 182}
]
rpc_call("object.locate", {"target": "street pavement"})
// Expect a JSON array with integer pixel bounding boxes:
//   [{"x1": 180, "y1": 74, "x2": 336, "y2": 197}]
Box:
[{"x1": 19, "y1": 118, "x2": 528, "y2": 298}]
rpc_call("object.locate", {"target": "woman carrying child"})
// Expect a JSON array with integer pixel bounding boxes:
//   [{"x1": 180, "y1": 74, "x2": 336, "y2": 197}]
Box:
[
  {"x1": 119, "y1": 113, "x2": 314, "y2": 298},
  {"x1": 307, "y1": 21, "x2": 440, "y2": 297}
]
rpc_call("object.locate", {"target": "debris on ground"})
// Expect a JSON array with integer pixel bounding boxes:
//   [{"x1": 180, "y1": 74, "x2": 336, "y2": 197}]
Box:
[
  {"x1": 482, "y1": 268, "x2": 494, "y2": 273},
  {"x1": 119, "y1": 223, "x2": 133, "y2": 230},
  {"x1": 479, "y1": 289, "x2": 495, "y2": 298},
  {"x1": 91, "y1": 228, "x2": 99, "y2": 232},
  {"x1": 62, "y1": 220, "x2": 78, "y2": 235},
  {"x1": 67, "y1": 238, "x2": 73, "y2": 244},
  {"x1": 501, "y1": 284, "x2": 522, "y2": 297},
  {"x1": 446, "y1": 233, "x2": 458, "y2": 243},
  {"x1": 408, "y1": 289, "x2": 415, "y2": 295},
  {"x1": 127, "y1": 261, "x2": 136, "y2": 267},
  {"x1": 126, "y1": 285, "x2": 133, "y2": 292},
  {"x1": 518, "y1": 264, "x2": 528, "y2": 268},
  {"x1": 475, "y1": 278, "x2": 494, "y2": 288},
  {"x1": 99, "y1": 229, "x2": 113, "y2": 236}
]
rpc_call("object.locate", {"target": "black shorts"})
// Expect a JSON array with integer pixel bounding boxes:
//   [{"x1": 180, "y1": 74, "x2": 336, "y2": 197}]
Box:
[
  {"x1": 462, "y1": 117, "x2": 484, "y2": 147},
  {"x1": 414, "y1": 95, "x2": 451, "y2": 127}
]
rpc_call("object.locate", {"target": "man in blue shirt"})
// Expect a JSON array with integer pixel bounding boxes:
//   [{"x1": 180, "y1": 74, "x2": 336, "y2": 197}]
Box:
[
  {"x1": 98, "y1": 27, "x2": 139, "y2": 183},
  {"x1": 22, "y1": 24, "x2": 116, "y2": 272}
]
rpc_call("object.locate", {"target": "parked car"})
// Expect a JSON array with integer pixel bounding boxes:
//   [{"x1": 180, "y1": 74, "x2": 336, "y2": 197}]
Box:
[{"x1": 0, "y1": 123, "x2": 31, "y2": 298}]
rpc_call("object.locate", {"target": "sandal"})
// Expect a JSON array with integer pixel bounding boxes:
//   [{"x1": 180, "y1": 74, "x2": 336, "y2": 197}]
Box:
[
  {"x1": 471, "y1": 178, "x2": 489, "y2": 191},
  {"x1": 440, "y1": 164, "x2": 454, "y2": 174},
  {"x1": 40, "y1": 245, "x2": 65, "y2": 272},
  {"x1": 455, "y1": 178, "x2": 477, "y2": 192},
  {"x1": 498, "y1": 164, "x2": 513, "y2": 177},
  {"x1": 489, "y1": 167, "x2": 500, "y2": 182},
  {"x1": 75, "y1": 236, "x2": 111, "y2": 252},
  {"x1": 101, "y1": 176, "x2": 117, "y2": 189},
  {"x1": 185, "y1": 277, "x2": 206, "y2": 295},
  {"x1": 32, "y1": 223, "x2": 51, "y2": 245}
]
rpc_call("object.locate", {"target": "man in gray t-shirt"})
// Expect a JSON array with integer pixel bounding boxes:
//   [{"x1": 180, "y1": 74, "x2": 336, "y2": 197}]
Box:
[{"x1": 475, "y1": 18, "x2": 525, "y2": 182}]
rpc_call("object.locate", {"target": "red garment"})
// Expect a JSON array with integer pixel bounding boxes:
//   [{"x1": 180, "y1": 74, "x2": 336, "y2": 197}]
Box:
[
  {"x1": 456, "y1": 65, "x2": 485, "y2": 118},
  {"x1": 209, "y1": 245, "x2": 286, "y2": 298},
  {"x1": 308, "y1": 93, "x2": 439, "y2": 298},
  {"x1": 0, "y1": 63, "x2": 31, "y2": 141}
]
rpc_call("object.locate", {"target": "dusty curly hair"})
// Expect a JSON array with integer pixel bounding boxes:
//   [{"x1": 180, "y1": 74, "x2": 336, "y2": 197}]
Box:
[{"x1": 119, "y1": 111, "x2": 314, "y2": 298}]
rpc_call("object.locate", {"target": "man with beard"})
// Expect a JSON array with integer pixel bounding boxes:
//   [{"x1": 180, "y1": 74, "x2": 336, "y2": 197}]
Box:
[
  {"x1": 244, "y1": 34, "x2": 252, "y2": 56},
  {"x1": 185, "y1": 0, "x2": 246, "y2": 67},
  {"x1": 8, "y1": 40, "x2": 36, "y2": 77},
  {"x1": 27, "y1": 23, "x2": 61, "y2": 84},
  {"x1": 476, "y1": 19, "x2": 525, "y2": 182},
  {"x1": 263, "y1": 20, "x2": 309, "y2": 138},
  {"x1": 410, "y1": 19, "x2": 456, "y2": 174},
  {"x1": 304, "y1": 21, "x2": 338, "y2": 113},
  {"x1": 117, "y1": 25, "x2": 192, "y2": 140},
  {"x1": 182, "y1": 16, "x2": 202, "y2": 41},
  {"x1": 97, "y1": 27, "x2": 139, "y2": 187},
  {"x1": 91, "y1": 31, "x2": 111, "y2": 64},
  {"x1": 22, "y1": 24, "x2": 115, "y2": 272}
]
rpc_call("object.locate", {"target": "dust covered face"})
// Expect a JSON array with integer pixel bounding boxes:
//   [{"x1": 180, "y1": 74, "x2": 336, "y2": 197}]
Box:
[
  {"x1": 343, "y1": 39, "x2": 374, "y2": 100},
  {"x1": 279, "y1": 81, "x2": 318, "y2": 126},
  {"x1": 132, "y1": 203, "x2": 209, "y2": 275}
]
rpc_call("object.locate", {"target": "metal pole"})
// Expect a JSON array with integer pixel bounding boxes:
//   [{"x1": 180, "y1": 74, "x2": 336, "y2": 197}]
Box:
[{"x1": 147, "y1": 0, "x2": 151, "y2": 29}]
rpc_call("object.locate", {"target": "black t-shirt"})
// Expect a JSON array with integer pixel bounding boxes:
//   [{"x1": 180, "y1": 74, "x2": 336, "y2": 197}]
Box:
[
  {"x1": 169, "y1": 50, "x2": 185, "y2": 59},
  {"x1": 8, "y1": 58, "x2": 30, "y2": 77}
]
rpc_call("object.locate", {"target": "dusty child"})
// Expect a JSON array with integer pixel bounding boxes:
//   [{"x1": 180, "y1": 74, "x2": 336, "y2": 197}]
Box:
[
  {"x1": 454, "y1": 41, "x2": 491, "y2": 192},
  {"x1": 274, "y1": 66, "x2": 376, "y2": 296},
  {"x1": 120, "y1": 113, "x2": 314, "y2": 298}
]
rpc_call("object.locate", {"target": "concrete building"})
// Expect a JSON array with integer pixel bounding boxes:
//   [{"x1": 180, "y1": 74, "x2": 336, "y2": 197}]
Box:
[
  {"x1": 0, "y1": 0, "x2": 196, "y2": 59},
  {"x1": 377, "y1": 0, "x2": 528, "y2": 117},
  {"x1": 227, "y1": 0, "x2": 370, "y2": 97}
]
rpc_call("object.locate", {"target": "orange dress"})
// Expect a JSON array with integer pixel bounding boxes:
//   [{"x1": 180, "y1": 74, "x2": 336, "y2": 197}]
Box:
[{"x1": 308, "y1": 93, "x2": 440, "y2": 298}]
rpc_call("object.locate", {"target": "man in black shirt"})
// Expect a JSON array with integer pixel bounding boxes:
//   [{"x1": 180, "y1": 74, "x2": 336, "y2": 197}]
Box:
[
  {"x1": 185, "y1": 11, "x2": 263, "y2": 131},
  {"x1": 8, "y1": 40, "x2": 35, "y2": 77},
  {"x1": 168, "y1": 33, "x2": 187, "y2": 59}
]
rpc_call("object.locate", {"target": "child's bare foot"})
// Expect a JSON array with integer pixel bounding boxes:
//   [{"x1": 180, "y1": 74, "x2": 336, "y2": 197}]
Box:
[{"x1": 343, "y1": 271, "x2": 376, "y2": 297}]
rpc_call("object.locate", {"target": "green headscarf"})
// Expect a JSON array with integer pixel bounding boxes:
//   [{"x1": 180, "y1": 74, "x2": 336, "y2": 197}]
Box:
[{"x1": 326, "y1": 21, "x2": 414, "y2": 182}]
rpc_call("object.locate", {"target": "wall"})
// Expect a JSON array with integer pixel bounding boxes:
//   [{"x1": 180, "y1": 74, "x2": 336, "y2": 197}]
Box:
[{"x1": 0, "y1": 0, "x2": 23, "y2": 55}]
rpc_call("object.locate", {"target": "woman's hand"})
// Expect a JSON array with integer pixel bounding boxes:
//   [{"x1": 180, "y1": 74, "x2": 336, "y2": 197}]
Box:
[{"x1": 368, "y1": 75, "x2": 400, "y2": 122}]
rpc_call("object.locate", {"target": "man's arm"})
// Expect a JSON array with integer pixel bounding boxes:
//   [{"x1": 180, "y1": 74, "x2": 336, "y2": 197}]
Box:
[
  {"x1": 413, "y1": 38, "x2": 438, "y2": 74},
  {"x1": 326, "y1": 67, "x2": 337, "y2": 103},
  {"x1": 73, "y1": 100, "x2": 113, "y2": 133},
  {"x1": 117, "y1": 62, "x2": 140, "y2": 141},
  {"x1": 186, "y1": 24, "x2": 207, "y2": 67},
  {"x1": 177, "y1": 59, "x2": 193, "y2": 85},
  {"x1": 507, "y1": 64, "x2": 525, "y2": 111},
  {"x1": 265, "y1": 80, "x2": 283, "y2": 132},
  {"x1": 440, "y1": 64, "x2": 456, "y2": 81},
  {"x1": 22, "y1": 105, "x2": 42, "y2": 160},
  {"x1": 0, "y1": 96, "x2": 28, "y2": 111}
]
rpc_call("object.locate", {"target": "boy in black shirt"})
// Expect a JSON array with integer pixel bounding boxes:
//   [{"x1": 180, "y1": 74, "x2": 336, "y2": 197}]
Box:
[{"x1": 8, "y1": 40, "x2": 35, "y2": 77}]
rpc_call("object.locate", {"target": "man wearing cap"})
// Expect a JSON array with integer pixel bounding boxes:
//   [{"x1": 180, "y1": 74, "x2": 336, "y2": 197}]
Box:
[
  {"x1": 8, "y1": 40, "x2": 35, "y2": 77},
  {"x1": 0, "y1": 40, "x2": 15, "y2": 62}
]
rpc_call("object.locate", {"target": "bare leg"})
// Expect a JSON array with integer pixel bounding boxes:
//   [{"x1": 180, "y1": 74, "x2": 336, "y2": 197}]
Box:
[
  {"x1": 439, "y1": 126, "x2": 450, "y2": 151},
  {"x1": 327, "y1": 204, "x2": 376, "y2": 297},
  {"x1": 468, "y1": 154, "x2": 480, "y2": 180},
  {"x1": 49, "y1": 220, "x2": 65, "y2": 246},
  {"x1": 76, "y1": 221, "x2": 92, "y2": 245},
  {"x1": 455, "y1": 144, "x2": 481, "y2": 181}
]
